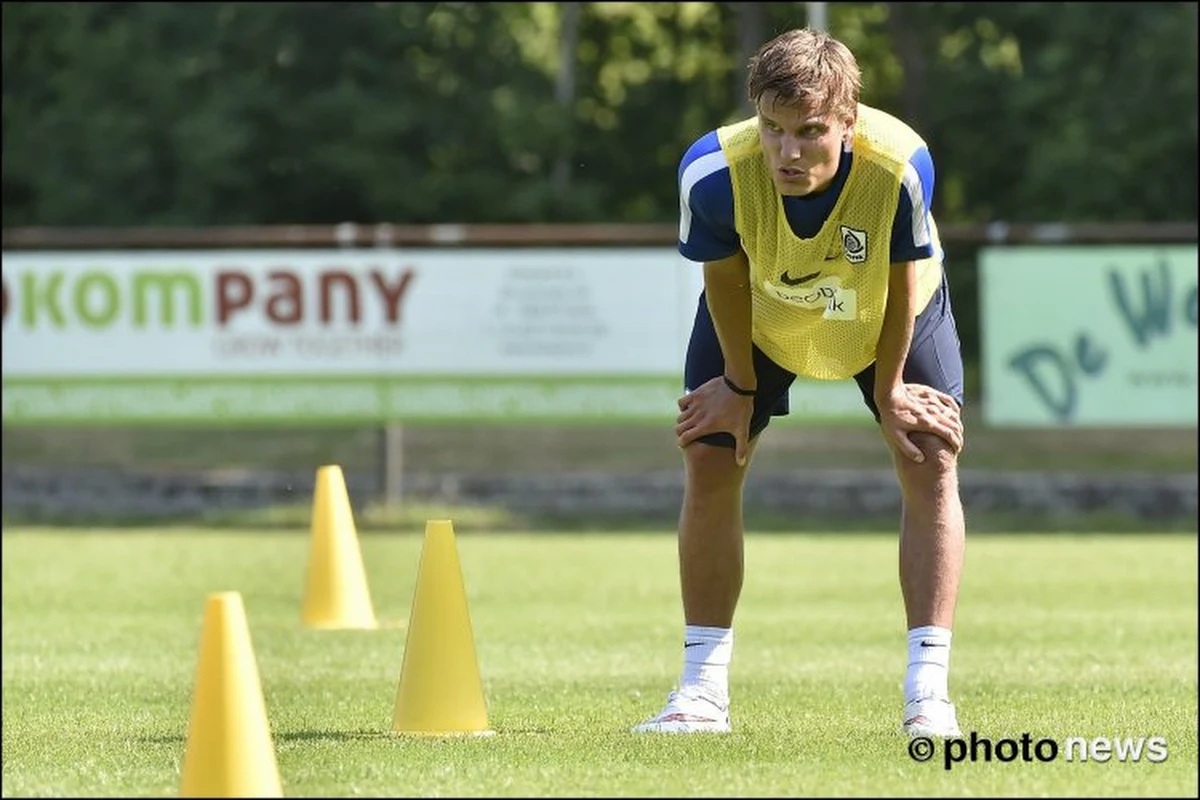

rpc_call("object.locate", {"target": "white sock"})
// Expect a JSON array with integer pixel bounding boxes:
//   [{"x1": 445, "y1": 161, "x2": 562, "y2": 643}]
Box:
[
  {"x1": 679, "y1": 625, "x2": 732, "y2": 702},
  {"x1": 905, "y1": 625, "x2": 952, "y2": 704}
]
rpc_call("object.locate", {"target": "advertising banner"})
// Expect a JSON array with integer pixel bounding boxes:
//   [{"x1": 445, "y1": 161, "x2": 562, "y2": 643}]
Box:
[
  {"x1": 2, "y1": 248, "x2": 869, "y2": 425},
  {"x1": 980, "y1": 245, "x2": 1197, "y2": 427}
]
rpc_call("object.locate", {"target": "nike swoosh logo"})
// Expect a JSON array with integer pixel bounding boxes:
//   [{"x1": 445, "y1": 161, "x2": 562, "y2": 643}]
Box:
[
  {"x1": 684, "y1": 641, "x2": 704, "y2": 648},
  {"x1": 919, "y1": 641, "x2": 947, "y2": 648},
  {"x1": 778, "y1": 270, "x2": 821, "y2": 287}
]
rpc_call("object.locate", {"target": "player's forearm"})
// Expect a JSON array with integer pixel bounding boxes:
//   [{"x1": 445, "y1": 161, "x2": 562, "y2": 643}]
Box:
[
  {"x1": 703, "y1": 255, "x2": 756, "y2": 390},
  {"x1": 873, "y1": 262, "x2": 918, "y2": 404}
]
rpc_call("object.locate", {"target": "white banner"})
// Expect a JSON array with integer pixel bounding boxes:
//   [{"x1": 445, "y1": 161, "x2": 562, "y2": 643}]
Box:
[
  {"x1": 2, "y1": 248, "x2": 700, "y2": 376},
  {"x1": 1, "y1": 248, "x2": 868, "y2": 424}
]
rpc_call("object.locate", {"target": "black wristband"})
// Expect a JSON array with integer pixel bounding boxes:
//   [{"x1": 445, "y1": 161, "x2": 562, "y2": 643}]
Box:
[{"x1": 723, "y1": 375, "x2": 757, "y2": 396}]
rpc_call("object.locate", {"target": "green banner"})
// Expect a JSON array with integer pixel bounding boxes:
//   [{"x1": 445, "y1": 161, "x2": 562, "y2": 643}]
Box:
[{"x1": 980, "y1": 246, "x2": 1197, "y2": 427}]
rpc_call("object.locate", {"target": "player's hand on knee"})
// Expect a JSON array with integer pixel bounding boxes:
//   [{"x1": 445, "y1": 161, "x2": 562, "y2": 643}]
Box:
[
  {"x1": 905, "y1": 383, "x2": 964, "y2": 454},
  {"x1": 675, "y1": 376, "x2": 755, "y2": 465},
  {"x1": 878, "y1": 385, "x2": 963, "y2": 462},
  {"x1": 905, "y1": 383, "x2": 960, "y2": 419}
]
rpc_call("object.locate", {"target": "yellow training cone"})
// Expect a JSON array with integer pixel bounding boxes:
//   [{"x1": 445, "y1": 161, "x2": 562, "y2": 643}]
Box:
[
  {"x1": 301, "y1": 465, "x2": 378, "y2": 629},
  {"x1": 392, "y1": 519, "x2": 492, "y2": 736},
  {"x1": 180, "y1": 592, "x2": 282, "y2": 798}
]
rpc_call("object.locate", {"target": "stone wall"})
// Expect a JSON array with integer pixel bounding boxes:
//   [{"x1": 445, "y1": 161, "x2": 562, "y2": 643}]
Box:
[{"x1": 2, "y1": 465, "x2": 1195, "y2": 525}]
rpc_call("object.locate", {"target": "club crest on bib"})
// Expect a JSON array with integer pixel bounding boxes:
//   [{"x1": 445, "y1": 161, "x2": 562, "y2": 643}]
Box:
[{"x1": 839, "y1": 225, "x2": 868, "y2": 264}]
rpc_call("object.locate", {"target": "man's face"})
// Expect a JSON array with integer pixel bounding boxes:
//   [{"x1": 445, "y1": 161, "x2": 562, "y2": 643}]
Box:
[{"x1": 756, "y1": 90, "x2": 855, "y2": 197}]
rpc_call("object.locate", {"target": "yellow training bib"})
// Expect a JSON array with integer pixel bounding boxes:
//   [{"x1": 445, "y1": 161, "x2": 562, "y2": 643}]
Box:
[{"x1": 717, "y1": 104, "x2": 943, "y2": 380}]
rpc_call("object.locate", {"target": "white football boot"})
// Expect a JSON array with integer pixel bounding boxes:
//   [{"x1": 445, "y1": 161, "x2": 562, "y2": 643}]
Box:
[
  {"x1": 631, "y1": 686, "x2": 731, "y2": 734},
  {"x1": 902, "y1": 696, "x2": 962, "y2": 738}
]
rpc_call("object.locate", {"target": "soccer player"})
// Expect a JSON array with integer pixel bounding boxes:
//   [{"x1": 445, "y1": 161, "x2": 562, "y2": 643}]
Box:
[{"x1": 632, "y1": 27, "x2": 967, "y2": 738}]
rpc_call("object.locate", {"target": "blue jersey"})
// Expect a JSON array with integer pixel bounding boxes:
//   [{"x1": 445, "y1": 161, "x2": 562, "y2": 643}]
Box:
[{"x1": 677, "y1": 129, "x2": 938, "y2": 265}]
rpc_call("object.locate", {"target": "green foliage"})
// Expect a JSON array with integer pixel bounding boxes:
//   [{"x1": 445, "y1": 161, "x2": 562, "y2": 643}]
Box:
[
  {"x1": 907, "y1": 2, "x2": 1199, "y2": 224},
  {"x1": 2, "y1": 2, "x2": 1197, "y2": 227}
]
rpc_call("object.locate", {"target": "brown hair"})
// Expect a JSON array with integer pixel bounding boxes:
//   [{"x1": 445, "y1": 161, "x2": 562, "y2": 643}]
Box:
[{"x1": 746, "y1": 28, "x2": 861, "y2": 122}]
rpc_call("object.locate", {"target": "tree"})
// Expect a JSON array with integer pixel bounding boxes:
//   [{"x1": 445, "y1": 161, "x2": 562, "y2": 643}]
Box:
[{"x1": 2, "y1": 2, "x2": 1195, "y2": 227}]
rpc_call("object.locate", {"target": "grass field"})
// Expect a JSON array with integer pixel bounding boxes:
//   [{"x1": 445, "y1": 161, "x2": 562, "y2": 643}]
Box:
[{"x1": 3, "y1": 527, "x2": 1197, "y2": 797}]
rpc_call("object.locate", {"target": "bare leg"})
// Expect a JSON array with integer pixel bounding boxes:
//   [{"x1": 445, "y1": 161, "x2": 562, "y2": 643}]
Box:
[
  {"x1": 892, "y1": 432, "x2": 965, "y2": 629},
  {"x1": 633, "y1": 439, "x2": 757, "y2": 731},
  {"x1": 678, "y1": 440, "x2": 757, "y2": 626}
]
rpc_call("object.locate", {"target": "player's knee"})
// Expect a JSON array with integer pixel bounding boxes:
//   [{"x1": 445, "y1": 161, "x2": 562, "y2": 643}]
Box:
[
  {"x1": 895, "y1": 432, "x2": 958, "y2": 491},
  {"x1": 683, "y1": 441, "x2": 748, "y2": 493}
]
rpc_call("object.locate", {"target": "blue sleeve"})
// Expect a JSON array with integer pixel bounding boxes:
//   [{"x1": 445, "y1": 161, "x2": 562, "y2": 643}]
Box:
[
  {"x1": 889, "y1": 145, "x2": 936, "y2": 264},
  {"x1": 677, "y1": 131, "x2": 741, "y2": 262}
]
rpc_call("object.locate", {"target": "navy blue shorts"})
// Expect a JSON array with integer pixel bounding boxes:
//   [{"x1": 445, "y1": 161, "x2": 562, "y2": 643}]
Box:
[{"x1": 683, "y1": 269, "x2": 965, "y2": 447}]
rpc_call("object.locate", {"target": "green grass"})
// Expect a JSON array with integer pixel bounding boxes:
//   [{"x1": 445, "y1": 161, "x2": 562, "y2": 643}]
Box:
[
  {"x1": 153, "y1": 499, "x2": 1200, "y2": 535},
  {"x1": 3, "y1": 527, "x2": 1197, "y2": 797}
]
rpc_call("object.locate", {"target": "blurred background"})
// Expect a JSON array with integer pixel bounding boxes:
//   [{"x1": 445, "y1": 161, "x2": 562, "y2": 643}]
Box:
[{"x1": 2, "y1": 1, "x2": 1196, "y2": 533}]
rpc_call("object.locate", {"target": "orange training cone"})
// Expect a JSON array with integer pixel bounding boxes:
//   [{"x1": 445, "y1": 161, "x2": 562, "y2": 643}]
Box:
[
  {"x1": 392, "y1": 519, "x2": 492, "y2": 736},
  {"x1": 301, "y1": 465, "x2": 378, "y2": 629},
  {"x1": 180, "y1": 592, "x2": 283, "y2": 797}
]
